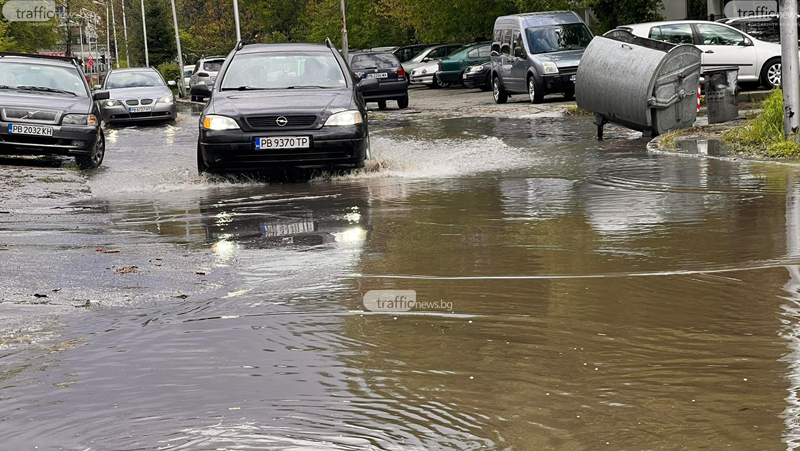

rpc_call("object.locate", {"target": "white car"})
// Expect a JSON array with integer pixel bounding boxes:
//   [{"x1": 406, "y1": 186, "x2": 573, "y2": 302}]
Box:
[
  {"x1": 409, "y1": 62, "x2": 442, "y2": 87},
  {"x1": 621, "y1": 20, "x2": 784, "y2": 88}
]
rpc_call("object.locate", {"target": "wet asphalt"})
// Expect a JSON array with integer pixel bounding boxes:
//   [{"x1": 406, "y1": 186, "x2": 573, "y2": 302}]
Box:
[{"x1": 1, "y1": 91, "x2": 800, "y2": 449}]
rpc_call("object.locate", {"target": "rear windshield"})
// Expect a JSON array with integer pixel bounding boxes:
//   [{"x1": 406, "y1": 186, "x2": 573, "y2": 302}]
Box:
[
  {"x1": 220, "y1": 52, "x2": 347, "y2": 90},
  {"x1": 350, "y1": 53, "x2": 399, "y2": 70},
  {"x1": 526, "y1": 23, "x2": 593, "y2": 54},
  {"x1": 105, "y1": 71, "x2": 165, "y2": 89},
  {"x1": 203, "y1": 60, "x2": 224, "y2": 72},
  {"x1": 0, "y1": 62, "x2": 88, "y2": 97}
]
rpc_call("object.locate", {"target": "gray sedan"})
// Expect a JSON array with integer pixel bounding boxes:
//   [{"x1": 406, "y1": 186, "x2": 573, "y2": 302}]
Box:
[{"x1": 98, "y1": 68, "x2": 177, "y2": 124}]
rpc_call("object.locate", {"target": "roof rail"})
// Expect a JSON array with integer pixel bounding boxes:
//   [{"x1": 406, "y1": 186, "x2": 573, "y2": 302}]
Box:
[{"x1": 0, "y1": 52, "x2": 80, "y2": 66}]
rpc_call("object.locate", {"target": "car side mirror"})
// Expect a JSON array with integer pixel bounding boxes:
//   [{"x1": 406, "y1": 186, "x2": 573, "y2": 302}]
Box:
[
  {"x1": 514, "y1": 47, "x2": 525, "y2": 58},
  {"x1": 422, "y1": 57, "x2": 431, "y2": 62},
  {"x1": 168, "y1": 80, "x2": 177, "y2": 87},
  {"x1": 357, "y1": 78, "x2": 380, "y2": 92},
  {"x1": 93, "y1": 84, "x2": 101, "y2": 90},
  {"x1": 93, "y1": 90, "x2": 110, "y2": 101},
  {"x1": 742, "y1": 37, "x2": 753, "y2": 46}
]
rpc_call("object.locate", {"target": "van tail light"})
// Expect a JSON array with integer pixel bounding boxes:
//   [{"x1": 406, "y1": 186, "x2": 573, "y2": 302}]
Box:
[
  {"x1": 197, "y1": 72, "x2": 210, "y2": 78},
  {"x1": 396, "y1": 67, "x2": 406, "y2": 79}
]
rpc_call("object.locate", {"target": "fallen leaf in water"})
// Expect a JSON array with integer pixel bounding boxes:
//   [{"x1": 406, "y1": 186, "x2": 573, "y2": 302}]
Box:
[
  {"x1": 114, "y1": 266, "x2": 138, "y2": 274},
  {"x1": 104, "y1": 250, "x2": 120, "y2": 254},
  {"x1": 95, "y1": 248, "x2": 103, "y2": 252},
  {"x1": 196, "y1": 271, "x2": 206, "y2": 275},
  {"x1": 52, "y1": 288, "x2": 61, "y2": 292},
  {"x1": 33, "y1": 293, "x2": 48, "y2": 298},
  {"x1": 174, "y1": 294, "x2": 189, "y2": 299}
]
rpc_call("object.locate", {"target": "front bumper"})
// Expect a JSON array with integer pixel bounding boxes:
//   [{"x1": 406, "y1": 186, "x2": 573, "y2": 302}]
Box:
[
  {"x1": 361, "y1": 80, "x2": 408, "y2": 102},
  {"x1": 410, "y1": 74, "x2": 435, "y2": 85},
  {"x1": 0, "y1": 121, "x2": 100, "y2": 156},
  {"x1": 438, "y1": 70, "x2": 463, "y2": 85},
  {"x1": 100, "y1": 102, "x2": 177, "y2": 123},
  {"x1": 199, "y1": 124, "x2": 368, "y2": 171},
  {"x1": 464, "y1": 70, "x2": 490, "y2": 88},
  {"x1": 539, "y1": 72, "x2": 577, "y2": 93}
]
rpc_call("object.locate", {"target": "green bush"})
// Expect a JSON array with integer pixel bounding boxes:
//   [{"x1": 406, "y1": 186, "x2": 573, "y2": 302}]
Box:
[
  {"x1": 156, "y1": 62, "x2": 181, "y2": 84},
  {"x1": 723, "y1": 88, "x2": 800, "y2": 157}
]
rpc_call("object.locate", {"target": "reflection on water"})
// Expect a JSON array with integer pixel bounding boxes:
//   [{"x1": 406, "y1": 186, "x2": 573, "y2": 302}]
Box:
[{"x1": 3, "y1": 115, "x2": 800, "y2": 449}]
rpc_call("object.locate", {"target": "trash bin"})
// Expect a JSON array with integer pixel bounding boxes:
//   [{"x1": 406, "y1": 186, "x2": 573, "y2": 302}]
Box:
[
  {"x1": 704, "y1": 66, "x2": 739, "y2": 124},
  {"x1": 576, "y1": 29, "x2": 702, "y2": 138}
]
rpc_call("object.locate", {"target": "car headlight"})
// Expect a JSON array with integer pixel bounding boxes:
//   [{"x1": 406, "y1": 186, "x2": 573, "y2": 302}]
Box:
[
  {"x1": 104, "y1": 100, "x2": 121, "y2": 107},
  {"x1": 158, "y1": 94, "x2": 174, "y2": 104},
  {"x1": 202, "y1": 115, "x2": 240, "y2": 130},
  {"x1": 543, "y1": 62, "x2": 559, "y2": 74},
  {"x1": 62, "y1": 114, "x2": 97, "y2": 125},
  {"x1": 325, "y1": 110, "x2": 363, "y2": 126},
  {"x1": 467, "y1": 65, "x2": 483, "y2": 74}
]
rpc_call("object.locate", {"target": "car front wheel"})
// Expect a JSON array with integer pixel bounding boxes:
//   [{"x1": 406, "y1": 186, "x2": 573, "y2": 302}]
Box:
[
  {"x1": 76, "y1": 129, "x2": 105, "y2": 170},
  {"x1": 197, "y1": 143, "x2": 209, "y2": 175},
  {"x1": 493, "y1": 77, "x2": 508, "y2": 104},
  {"x1": 761, "y1": 58, "x2": 781, "y2": 89},
  {"x1": 528, "y1": 76, "x2": 544, "y2": 104},
  {"x1": 397, "y1": 96, "x2": 409, "y2": 109}
]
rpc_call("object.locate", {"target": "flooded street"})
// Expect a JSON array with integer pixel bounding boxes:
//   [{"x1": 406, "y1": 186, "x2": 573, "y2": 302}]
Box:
[{"x1": 3, "y1": 92, "x2": 800, "y2": 450}]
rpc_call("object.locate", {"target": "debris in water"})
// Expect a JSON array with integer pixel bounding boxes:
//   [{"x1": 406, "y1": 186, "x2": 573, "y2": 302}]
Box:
[
  {"x1": 174, "y1": 294, "x2": 189, "y2": 299},
  {"x1": 196, "y1": 271, "x2": 206, "y2": 275},
  {"x1": 104, "y1": 249, "x2": 120, "y2": 254},
  {"x1": 112, "y1": 266, "x2": 138, "y2": 274},
  {"x1": 33, "y1": 293, "x2": 48, "y2": 298}
]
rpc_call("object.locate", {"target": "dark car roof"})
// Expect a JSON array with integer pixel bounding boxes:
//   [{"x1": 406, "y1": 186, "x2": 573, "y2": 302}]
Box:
[
  {"x1": 349, "y1": 51, "x2": 399, "y2": 60},
  {"x1": 238, "y1": 43, "x2": 334, "y2": 54},
  {"x1": 109, "y1": 67, "x2": 158, "y2": 73}
]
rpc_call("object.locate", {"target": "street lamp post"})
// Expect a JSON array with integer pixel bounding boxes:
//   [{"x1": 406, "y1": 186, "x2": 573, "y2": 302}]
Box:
[
  {"x1": 340, "y1": 0, "x2": 348, "y2": 61},
  {"x1": 233, "y1": 0, "x2": 241, "y2": 42},
  {"x1": 93, "y1": 1, "x2": 110, "y2": 73},
  {"x1": 121, "y1": 0, "x2": 130, "y2": 67},
  {"x1": 781, "y1": 0, "x2": 800, "y2": 139},
  {"x1": 168, "y1": 0, "x2": 185, "y2": 96},
  {"x1": 110, "y1": 0, "x2": 120, "y2": 68},
  {"x1": 141, "y1": 0, "x2": 149, "y2": 66}
]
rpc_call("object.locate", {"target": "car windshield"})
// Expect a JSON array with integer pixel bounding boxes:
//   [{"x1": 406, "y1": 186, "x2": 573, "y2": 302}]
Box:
[
  {"x1": 203, "y1": 60, "x2": 224, "y2": 72},
  {"x1": 526, "y1": 24, "x2": 593, "y2": 54},
  {"x1": 350, "y1": 53, "x2": 399, "y2": 70},
  {"x1": 221, "y1": 52, "x2": 347, "y2": 90},
  {"x1": 105, "y1": 71, "x2": 165, "y2": 89},
  {"x1": 0, "y1": 62, "x2": 87, "y2": 97}
]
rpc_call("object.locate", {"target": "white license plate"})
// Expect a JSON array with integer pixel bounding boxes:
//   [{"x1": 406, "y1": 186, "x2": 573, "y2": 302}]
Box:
[
  {"x1": 261, "y1": 219, "x2": 315, "y2": 237},
  {"x1": 570, "y1": 75, "x2": 576, "y2": 82},
  {"x1": 366, "y1": 73, "x2": 388, "y2": 79},
  {"x1": 129, "y1": 106, "x2": 152, "y2": 113},
  {"x1": 255, "y1": 136, "x2": 311, "y2": 150},
  {"x1": 8, "y1": 124, "x2": 53, "y2": 136}
]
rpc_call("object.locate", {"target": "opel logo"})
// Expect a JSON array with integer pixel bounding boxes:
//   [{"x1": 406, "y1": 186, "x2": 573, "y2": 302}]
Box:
[{"x1": 276, "y1": 116, "x2": 288, "y2": 127}]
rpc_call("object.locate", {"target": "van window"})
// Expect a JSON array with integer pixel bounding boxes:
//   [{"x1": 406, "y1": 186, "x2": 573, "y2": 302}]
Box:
[
  {"x1": 648, "y1": 24, "x2": 693, "y2": 44},
  {"x1": 492, "y1": 27, "x2": 503, "y2": 54},
  {"x1": 526, "y1": 24, "x2": 593, "y2": 54},
  {"x1": 512, "y1": 30, "x2": 524, "y2": 56},
  {"x1": 501, "y1": 28, "x2": 512, "y2": 55}
]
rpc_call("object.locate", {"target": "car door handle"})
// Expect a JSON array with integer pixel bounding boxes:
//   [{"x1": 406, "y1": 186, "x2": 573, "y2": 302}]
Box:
[{"x1": 705, "y1": 50, "x2": 714, "y2": 54}]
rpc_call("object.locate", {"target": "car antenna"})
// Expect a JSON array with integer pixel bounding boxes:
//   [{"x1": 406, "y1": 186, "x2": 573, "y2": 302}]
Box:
[
  {"x1": 235, "y1": 40, "x2": 246, "y2": 51},
  {"x1": 325, "y1": 38, "x2": 333, "y2": 49}
]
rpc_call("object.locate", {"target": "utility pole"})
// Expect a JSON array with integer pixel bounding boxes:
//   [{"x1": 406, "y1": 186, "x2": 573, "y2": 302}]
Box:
[
  {"x1": 781, "y1": 0, "x2": 800, "y2": 138},
  {"x1": 340, "y1": 0, "x2": 348, "y2": 61},
  {"x1": 141, "y1": 0, "x2": 149, "y2": 66},
  {"x1": 104, "y1": 1, "x2": 110, "y2": 73},
  {"x1": 169, "y1": 0, "x2": 185, "y2": 96},
  {"x1": 233, "y1": 0, "x2": 241, "y2": 42},
  {"x1": 111, "y1": 0, "x2": 119, "y2": 68},
  {"x1": 121, "y1": 0, "x2": 130, "y2": 67}
]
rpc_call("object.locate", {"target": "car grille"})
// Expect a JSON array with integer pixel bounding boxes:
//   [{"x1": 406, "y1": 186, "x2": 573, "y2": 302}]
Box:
[
  {"x1": 245, "y1": 115, "x2": 318, "y2": 130},
  {"x1": 126, "y1": 100, "x2": 139, "y2": 106},
  {"x1": 2, "y1": 109, "x2": 58, "y2": 124},
  {"x1": 141, "y1": 99, "x2": 153, "y2": 105}
]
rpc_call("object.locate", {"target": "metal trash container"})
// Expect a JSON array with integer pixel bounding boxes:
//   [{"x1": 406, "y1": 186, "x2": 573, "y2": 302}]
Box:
[
  {"x1": 576, "y1": 29, "x2": 702, "y2": 138},
  {"x1": 704, "y1": 66, "x2": 739, "y2": 124}
]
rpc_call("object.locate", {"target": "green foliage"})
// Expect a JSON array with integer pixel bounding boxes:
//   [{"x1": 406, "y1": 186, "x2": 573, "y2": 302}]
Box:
[
  {"x1": 587, "y1": 0, "x2": 663, "y2": 33},
  {"x1": 723, "y1": 89, "x2": 800, "y2": 158},
  {"x1": 157, "y1": 62, "x2": 180, "y2": 82},
  {"x1": 128, "y1": 0, "x2": 175, "y2": 66}
]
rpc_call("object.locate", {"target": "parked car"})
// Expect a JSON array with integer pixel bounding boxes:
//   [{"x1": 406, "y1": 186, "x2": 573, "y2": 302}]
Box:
[
  {"x1": 183, "y1": 65, "x2": 193, "y2": 90},
  {"x1": 409, "y1": 61, "x2": 443, "y2": 87},
  {"x1": 197, "y1": 42, "x2": 379, "y2": 174},
  {"x1": 98, "y1": 68, "x2": 177, "y2": 124},
  {"x1": 621, "y1": 20, "x2": 784, "y2": 89},
  {"x1": 190, "y1": 56, "x2": 226, "y2": 101},
  {"x1": 491, "y1": 11, "x2": 593, "y2": 104},
  {"x1": 402, "y1": 43, "x2": 464, "y2": 73},
  {"x1": 463, "y1": 61, "x2": 492, "y2": 91},
  {"x1": 0, "y1": 53, "x2": 109, "y2": 169},
  {"x1": 349, "y1": 52, "x2": 409, "y2": 109},
  {"x1": 393, "y1": 44, "x2": 441, "y2": 63},
  {"x1": 438, "y1": 42, "x2": 492, "y2": 87}
]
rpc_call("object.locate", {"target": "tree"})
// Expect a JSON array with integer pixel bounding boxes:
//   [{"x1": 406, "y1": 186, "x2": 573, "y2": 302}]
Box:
[{"x1": 587, "y1": 0, "x2": 663, "y2": 33}]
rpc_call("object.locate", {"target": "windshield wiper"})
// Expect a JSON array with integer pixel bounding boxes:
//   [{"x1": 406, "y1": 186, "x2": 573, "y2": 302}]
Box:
[
  {"x1": 285, "y1": 85, "x2": 330, "y2": 89},
  {"x1": 0, "y1": 85, "x2": 13, "y2": 90},
  {"x1": 223, "y1": 86, "x2": 272, "y2": 91},
  {"x1": 16, "y1": 85, "x2": 77, "y2": 96}
]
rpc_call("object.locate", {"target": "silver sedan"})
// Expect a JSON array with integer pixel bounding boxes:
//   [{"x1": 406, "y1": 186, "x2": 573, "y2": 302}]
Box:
[{"x1": 98, "y1": 68, "x2": 177, "y2": 124}]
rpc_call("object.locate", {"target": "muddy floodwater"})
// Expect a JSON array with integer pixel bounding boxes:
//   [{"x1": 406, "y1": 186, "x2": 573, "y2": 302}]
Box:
[{"x1": 4, "y1": 103, "x2": 800, "y2": 450}]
